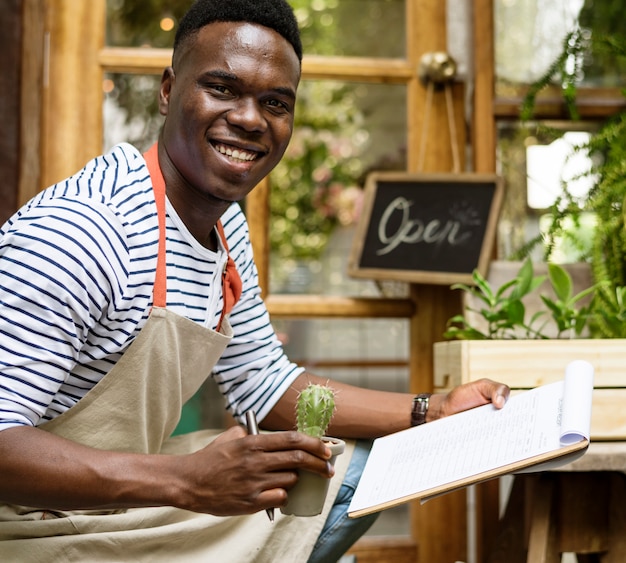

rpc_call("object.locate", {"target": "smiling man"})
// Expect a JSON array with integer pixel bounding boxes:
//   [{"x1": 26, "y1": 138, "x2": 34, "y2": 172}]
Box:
[{"x1": 0, "y1": 1, "x2": 508, "y2": 561}]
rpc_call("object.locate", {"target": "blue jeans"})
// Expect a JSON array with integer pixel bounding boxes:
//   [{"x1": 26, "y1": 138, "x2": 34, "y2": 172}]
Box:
[{"x1": 307, "y1": 440, "x2": 379, "y2": 563}]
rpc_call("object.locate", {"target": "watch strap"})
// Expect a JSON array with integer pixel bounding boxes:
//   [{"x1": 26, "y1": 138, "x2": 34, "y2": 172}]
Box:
[{"x1": 411, "y1": 393, "x2": 432, "y2": 426}]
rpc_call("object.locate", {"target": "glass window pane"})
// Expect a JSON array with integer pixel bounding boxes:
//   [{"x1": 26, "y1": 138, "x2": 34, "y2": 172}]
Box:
[
  {"x1": 106, "y1": 0, "x2": 180, "y2": 48},
  {"x1": 103, "y1": 73, "x2": 162, "y2": 152},
  {"x1": 268, "y1": 80, "x2": 407, "y2": 295},
  {"x1": 496, "y1": 121, "x2": 598, "y2": 261},
  {"x1": 107, "y1": 0, "x2": 406, "y2": 58},
  {"x1": 495, "y1": 0, "x2": 626, "y2": 94},
  {"x1": 526, "y1": 131, "x2": 596, "y2": 210},
  {"x1": 273, "y1": 318, "x2": 408, "y2": 389},
  {"x1": 293, "y1": 0, "x2": 405, "y2": 58}
]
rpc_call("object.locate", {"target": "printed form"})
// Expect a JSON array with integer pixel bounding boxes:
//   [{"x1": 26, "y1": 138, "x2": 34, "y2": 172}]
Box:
[{"x1": 348, "y1": 360, "x2": 594, "y2": 518}]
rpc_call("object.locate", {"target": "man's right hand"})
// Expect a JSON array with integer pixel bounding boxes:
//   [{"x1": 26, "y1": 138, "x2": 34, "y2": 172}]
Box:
[
  {"x1": 0, "y1": 425, "x2": 334, "y2": 517},
  {"x1": 174, "y1": 426, "x2": 334, "y2": 515}
]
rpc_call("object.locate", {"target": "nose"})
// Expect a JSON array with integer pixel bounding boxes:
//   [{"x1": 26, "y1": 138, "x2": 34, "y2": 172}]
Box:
[{"x1": 227, "y1": 97, "x2": 267, "y2": 133}]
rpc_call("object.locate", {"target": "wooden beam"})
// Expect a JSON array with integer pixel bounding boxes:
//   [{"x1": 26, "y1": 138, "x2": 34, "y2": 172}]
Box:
[
  {"x1": 406, "y1": 0, "x2": 470, "y2": 561},
  {"x1": 265, "y1": 295, "x2": 414, "y2": 319},
  {"x1": 244, "y1": 178, "x2": 271, "y2": 298},
  {"x1": 470, "y1": 2, "x2": 503, "y2": 559},
  {"x1": 19, "y1": 0, "x2": 46, "y2": 206},
  {"x1": 495, "y1": 92, "x2": 626, "y2": 120},
  {"x1": 42, "y1": 0, "x2": 105, "y2": 187},
  {"x1": 473, "y1": 0, "x2": 496, "y2": 173},
  {"x1": 347, "y1": 536, "x2": 418, "y2": 563},
  {"x1": 98, "y1": 47, "x2": 415, "y2": 83},
  {"x1": 0, "y1": 0, "x2": 23, "y2": 224}
]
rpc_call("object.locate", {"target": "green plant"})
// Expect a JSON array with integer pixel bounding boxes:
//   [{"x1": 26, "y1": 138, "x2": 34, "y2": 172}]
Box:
[
  {"x1": 515, "y1": 28, "x2": 626, "y2": 338},
  {"x1": 589, "y1": 284, "x2": 626, "y2": 338},
  {"x1": 444, "y1": 259, "x2": 599, "y2": 340},
  {"x1": 296, "y1": 383, "x2": 336, "y2": 439}
]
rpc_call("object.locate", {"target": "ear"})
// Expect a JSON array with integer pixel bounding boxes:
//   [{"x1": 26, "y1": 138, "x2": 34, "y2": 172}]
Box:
[{"x1": 158, "y1": 67, "x2": 175, "y2": 116}]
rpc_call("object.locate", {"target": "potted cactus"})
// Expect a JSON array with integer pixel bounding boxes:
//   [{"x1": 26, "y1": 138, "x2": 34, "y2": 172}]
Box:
[{"x1": 280, "y1": 383, "x2": 345, "y2": 517}]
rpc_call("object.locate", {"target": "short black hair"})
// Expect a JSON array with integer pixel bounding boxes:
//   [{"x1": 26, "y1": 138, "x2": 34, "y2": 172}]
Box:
[{"x1": 174, "y1": 0, "x2": 302, "y2": 62}]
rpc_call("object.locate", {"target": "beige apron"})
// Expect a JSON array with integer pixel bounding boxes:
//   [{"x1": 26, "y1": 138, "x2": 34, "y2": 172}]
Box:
[{"x1": 0, "y1": 144, "x2": 353, "y2": 562}]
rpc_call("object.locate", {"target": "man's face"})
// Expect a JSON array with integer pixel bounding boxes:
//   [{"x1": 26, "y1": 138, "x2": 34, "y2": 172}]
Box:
[{"x1": 159, "y1": 21, "x2": 300, "y2": 203}]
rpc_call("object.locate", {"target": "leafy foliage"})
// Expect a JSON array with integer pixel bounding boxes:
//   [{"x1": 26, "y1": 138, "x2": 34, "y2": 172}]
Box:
[
  {"x1": 444, "y1": 260, "x2": 599, "y2": 340},
  {"x1": 519, "y1": 30, "x2": 586, "y2": 122},
  {"x1": 515, "y1": 27, "x2": 626, "y2": 338},
  {"x1": 269, "y1": 81, "x2": 366, "y2": 259}
]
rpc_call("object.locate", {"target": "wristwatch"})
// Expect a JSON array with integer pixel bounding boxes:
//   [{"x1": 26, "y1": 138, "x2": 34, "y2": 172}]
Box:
[{"x1": 411, "y1": 393, "x2": 432, "y2": 426}]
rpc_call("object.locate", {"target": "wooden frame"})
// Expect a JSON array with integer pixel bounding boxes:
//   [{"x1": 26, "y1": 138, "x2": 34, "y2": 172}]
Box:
[{"x1": 348, "y1": 172, "x2": 503, "y2": 285}]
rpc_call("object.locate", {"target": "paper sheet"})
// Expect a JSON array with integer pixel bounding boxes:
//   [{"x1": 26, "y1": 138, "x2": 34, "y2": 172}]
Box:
[{"x1": 348, "y1": 360, "x2": 594, "y2": 517}]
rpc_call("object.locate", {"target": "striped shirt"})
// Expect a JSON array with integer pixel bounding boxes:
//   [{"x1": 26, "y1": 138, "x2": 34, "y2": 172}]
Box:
[{"x1": 0, "y1": 143, "x2": 303, "y2": 432}]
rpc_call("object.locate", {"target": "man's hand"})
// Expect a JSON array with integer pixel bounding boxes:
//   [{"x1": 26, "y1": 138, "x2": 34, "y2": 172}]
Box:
[
  {"x1": 428, "y1": 378, "x2": 509, "y2": 422},
  {"x1": 174, "y1": 426, "x2": 334, "y2": 515},
  {"x1": 0, "y1": 425, "x2": 333, "y2": 517}
]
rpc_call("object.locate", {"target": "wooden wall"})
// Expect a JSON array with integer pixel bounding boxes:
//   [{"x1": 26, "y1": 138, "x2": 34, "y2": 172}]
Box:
[{"x1": 0, "y1": 0, "x2": 23, "y2": 225}]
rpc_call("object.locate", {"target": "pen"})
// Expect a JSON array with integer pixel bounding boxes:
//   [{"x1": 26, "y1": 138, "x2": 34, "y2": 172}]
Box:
[{"x1": 245, "y1": 410, "x2": 275, "y2": 523}]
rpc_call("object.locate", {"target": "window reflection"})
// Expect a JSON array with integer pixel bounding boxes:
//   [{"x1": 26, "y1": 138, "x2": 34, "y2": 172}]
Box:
[
  {"x1": 103, "y1": 73, "x2": 162, "y2": 152},
  {"x1": 497, "y1": 122, "x2": 599, "y2": 262},
  {"x1": 294, "y1": 0, "x2": 405, "y2": 58},
  {"x1": 268, "y1": 80, "x2": 407, "y2": 295},
  {"x1": 106, "y1": 0, "x2": 406, "y2": 58},
  {"x1": 495, "y1": 0, "x2": 626, "y2": 94}
]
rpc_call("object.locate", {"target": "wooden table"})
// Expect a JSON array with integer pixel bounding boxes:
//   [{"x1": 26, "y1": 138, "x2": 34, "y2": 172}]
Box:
[{"x1": 487, "y1": 443, "x2": 626, "y2": 563}]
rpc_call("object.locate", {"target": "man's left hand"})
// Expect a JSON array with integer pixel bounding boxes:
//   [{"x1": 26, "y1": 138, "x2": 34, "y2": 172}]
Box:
[{"x1": 428, "y1": 378, "x2": 509, "y2": 422}]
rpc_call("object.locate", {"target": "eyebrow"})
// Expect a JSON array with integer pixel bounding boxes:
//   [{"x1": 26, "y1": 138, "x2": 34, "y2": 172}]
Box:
[{"x1": 201, "y1": 69, "x2": 297, "y2": 101}]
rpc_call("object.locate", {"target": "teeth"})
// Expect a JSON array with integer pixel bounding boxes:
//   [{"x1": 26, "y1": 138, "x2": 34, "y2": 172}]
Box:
[{"x1": 215, "y1": 144, "x2": 257, "y2": 162}]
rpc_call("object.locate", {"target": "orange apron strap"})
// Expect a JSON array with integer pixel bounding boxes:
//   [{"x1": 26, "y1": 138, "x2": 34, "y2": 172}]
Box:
[
  {"x1": 216, "y1": 222, "x2": 243, "y2": 332},
  {"x1": 143, "y1": 142, "x2": 242, "y2": 328},
  {"x1": 143, "y1": 143, "x2": 167, "y2": 309}
]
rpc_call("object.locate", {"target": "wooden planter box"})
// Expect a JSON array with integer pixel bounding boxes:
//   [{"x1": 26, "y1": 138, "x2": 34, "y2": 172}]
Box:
[{"x1": 434, "y1": 339, "x2": 626, "y2": 440}]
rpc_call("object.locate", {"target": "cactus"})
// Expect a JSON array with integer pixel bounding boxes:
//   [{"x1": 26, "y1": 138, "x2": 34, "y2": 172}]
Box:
[{"x1": 296, "y1": 383, "x2": 336, "y2": 439}]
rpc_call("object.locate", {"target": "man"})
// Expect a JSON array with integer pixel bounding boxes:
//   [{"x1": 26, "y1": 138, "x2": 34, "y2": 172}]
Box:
[{"x1": 0, "y1": 0, "x2": 509, "y2": 561}]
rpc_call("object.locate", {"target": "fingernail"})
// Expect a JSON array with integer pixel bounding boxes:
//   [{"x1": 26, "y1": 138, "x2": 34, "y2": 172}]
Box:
[{"x1": 326, "y1": 461, "x2": 335, "y2": 476}]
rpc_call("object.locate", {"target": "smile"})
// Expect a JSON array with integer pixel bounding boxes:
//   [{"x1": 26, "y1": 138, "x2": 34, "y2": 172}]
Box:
[{"x1": 214, "y1": 143, "x2": 259, "y2": 163}]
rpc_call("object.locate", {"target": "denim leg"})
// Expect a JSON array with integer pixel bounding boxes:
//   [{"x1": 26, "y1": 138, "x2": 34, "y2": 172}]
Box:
[{"x1": 307, "y1": 440, "x2": 380, "y2": 563}]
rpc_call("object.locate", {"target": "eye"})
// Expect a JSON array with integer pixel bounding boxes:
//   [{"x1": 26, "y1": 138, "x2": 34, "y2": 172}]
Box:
[
  {"x1": 265, "y1": 98, "x2": 292, "y2": 115},
  {"x1": 204, "y1": 83, "x2": 233, "y2": 97}
]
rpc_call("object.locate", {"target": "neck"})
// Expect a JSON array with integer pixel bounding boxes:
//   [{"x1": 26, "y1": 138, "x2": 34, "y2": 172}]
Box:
[{"x1": 156, "y1": 142, "x2": 229, "y2": 251}]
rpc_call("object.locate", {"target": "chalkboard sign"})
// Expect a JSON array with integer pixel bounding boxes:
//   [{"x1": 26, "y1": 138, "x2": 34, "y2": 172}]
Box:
[{"x1": 348, "y1": 172, "x2": 503, "y2": 285}]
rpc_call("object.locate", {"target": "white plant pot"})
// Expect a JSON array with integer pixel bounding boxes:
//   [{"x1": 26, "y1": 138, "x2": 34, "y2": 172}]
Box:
[{"x1": 280, "y1": 437, "x2": 345, "y2": 517}]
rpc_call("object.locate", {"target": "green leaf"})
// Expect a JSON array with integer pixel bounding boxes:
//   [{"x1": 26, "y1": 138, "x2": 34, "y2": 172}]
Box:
[
  {"x1": 569, "y1": 285, "x2": 598, "y2": 305},
  {"x1": 446, "y1": 314, "x2": 468, "y2": 324},
  {"x1": 574, "y1": 315, "x2": 588, "y2": 336},
  {"x1": 494, "y1": 278, "x2": 519, "y2": 300},
  {"x1": 515, "y1": 259, "x2": 535, "y2": 295},
  {"x1": 505, "y1": 300, "x2": 526, "y2": 325},
  {"x1": 443, "y1": 326, "x2": 487, "y2": 340},
  {"x1": 472, "y1": 269, "x2": 495, "y2": 304},
  {"x1": 548, "y1": 263, "x2": 572, "y2": 302},
  {"x1": 527, "y1": 275, "x2": 548, "y2": 294},
  {"x1": 540, "y1": 295, "x2": 562, "y2": 316}
]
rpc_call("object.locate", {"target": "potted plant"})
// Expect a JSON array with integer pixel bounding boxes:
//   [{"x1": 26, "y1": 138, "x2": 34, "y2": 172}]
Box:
[
  {"x1": 280, "y1": 382, "x2": 345, "y2": 517},
  {"x1": 434, "y1": 259, "x2": 626, "y2": 440}
]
